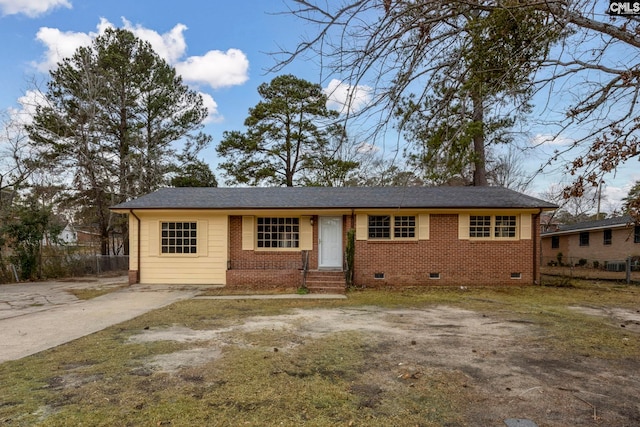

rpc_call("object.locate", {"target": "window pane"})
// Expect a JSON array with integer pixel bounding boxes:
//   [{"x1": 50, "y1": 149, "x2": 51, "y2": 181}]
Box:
[
  {"x1": 394, "y1": 216, "x2": 416, "y2": 238},
  {"x1": 470, "y1": 215, "x2": 491, "y2": 238},
  {"x1": 495, "y1": 215, "x2": 516, "y2": 238},
  {"x1": 368, "y1": 215, "x2": 390, "y2": 238},
  {"x1": 579, "y1": 232, "x2": 589, "y2": 246},
  {"x1": 160, "y1": 222, "x2": 197, "y2": 255},
  {"x1": 256, "y1": 217, "x2": 300, "y2": 248}
]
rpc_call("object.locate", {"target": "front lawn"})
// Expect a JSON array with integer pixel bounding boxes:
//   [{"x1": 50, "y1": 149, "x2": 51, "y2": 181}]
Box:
[{"x1": 1, "y1": 280, "x2": 639, "y2": 426}]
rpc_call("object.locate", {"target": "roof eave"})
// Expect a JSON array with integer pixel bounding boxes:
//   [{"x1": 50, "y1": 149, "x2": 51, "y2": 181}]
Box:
[{"x1": 111, "y1": 204, "x2": 556, "y2": 211}]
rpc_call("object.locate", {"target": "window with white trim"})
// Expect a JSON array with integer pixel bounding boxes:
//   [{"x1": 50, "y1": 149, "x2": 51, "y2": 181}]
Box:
[
  {"x1": 161, "y1": 222, "x2": 197, "y2": 254},
  {"x1": 368, "y1": 215, "x2": 416, "y2": 239},
  {"x1": 368, "y1": 215, "x2": 390, "y2": 238},
  {"x1": 495, "y1": 215, "x2": 517, "y2": 238},
  {"x1": 470, "y1": 215, "x2": 491, "y2": 238},
  {"x1": 394, "y1": 216, "x2": 416, "y2": 238},
  {"x1": 257, "y1": 217, "x2": 299, "y2": 248},
  {"x1": 469, "y1": 215, "x2": 518, "y2": 239}
]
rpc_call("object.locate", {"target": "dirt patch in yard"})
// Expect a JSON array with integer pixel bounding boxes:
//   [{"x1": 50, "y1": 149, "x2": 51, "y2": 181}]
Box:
[
  {"x1": 129, "y1": 305, "x2": 640, "y2": 426},
  {"x1": 569, "y1": 306, "x2": 640, "y2": 333}
]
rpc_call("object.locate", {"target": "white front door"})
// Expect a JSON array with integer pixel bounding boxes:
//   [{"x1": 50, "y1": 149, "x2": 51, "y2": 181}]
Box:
[{"x1": 319, "y1": 216, "x2": 343, "y2": 268}]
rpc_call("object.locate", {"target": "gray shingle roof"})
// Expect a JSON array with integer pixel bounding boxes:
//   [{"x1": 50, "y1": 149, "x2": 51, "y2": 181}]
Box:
[
  {"x1": 111, "y1": 187, "x2": 557, "y2": 211},
  {"x1": 542, "y1": 215, "x2": 634, "y2": 235}
]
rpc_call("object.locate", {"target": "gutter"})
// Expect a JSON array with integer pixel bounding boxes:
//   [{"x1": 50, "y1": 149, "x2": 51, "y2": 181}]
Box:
[
  {"x1": 542, "y1": 223, "x2": 631, "y2": 236},
  {"x1": 534, "y1": 209, "x2": 541, "y2": 285},
  {"x1": 129, "y1": 209, "x2": 141, "y2": 284}
]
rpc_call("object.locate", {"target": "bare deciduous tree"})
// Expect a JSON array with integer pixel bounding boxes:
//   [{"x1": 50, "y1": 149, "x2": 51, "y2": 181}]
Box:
[
  {"x1": 276, "y1": 1, "x2": 640, "y2": 202},
  {"x1": 276, "y1": 0, "x2": 559, "y2": 185}
]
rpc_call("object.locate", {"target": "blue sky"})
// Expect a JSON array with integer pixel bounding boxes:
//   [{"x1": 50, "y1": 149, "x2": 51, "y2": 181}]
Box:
[{"x1": 0, "y1": 0, "x2": 637, "y2": 211}]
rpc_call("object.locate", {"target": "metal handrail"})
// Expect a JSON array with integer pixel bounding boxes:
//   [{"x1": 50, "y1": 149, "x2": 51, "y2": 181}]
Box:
[{"x1": 301, "y1": 250, "x2": 310, "y2": 289}]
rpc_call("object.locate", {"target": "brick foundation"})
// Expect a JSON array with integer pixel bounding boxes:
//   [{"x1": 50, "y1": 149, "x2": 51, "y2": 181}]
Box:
[
  {"x1": 128, "y1": 270, "x2": 139, "y2": 285},
  {"x1": 226, "y1": 269, "x2": 301, "y2": 290}
]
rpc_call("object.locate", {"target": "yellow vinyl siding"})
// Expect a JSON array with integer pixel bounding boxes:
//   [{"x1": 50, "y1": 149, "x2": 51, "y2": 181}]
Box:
[
  {"x1": 148, "y1": 220, "x2": 159, "y2": 256},
  {"x1": 138, "y1": 212, "x2": 227, "y2": 285},
  {"x1": 198, "y1": 220, "x2": 209, "y2": 256}
]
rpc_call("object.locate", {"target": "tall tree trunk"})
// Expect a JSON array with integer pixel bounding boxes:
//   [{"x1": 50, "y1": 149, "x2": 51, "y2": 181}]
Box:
[{"x1": 471, "y1": 88, "x2": 488, "y2": 186}]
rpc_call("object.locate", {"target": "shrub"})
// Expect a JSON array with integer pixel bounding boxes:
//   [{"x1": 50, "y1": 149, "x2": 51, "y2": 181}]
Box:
[{"x1": 344, "y1": 228, "x2": 355, "y2": 288}]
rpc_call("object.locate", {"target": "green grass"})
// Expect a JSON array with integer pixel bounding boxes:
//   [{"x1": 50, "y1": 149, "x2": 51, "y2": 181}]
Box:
[{"x1": 1, "y1": 280, "x2": 639, "y2": 426}]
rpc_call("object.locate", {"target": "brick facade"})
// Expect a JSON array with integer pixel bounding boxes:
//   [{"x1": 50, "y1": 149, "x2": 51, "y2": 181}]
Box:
[
  {"x1": 354, "y1": 214, "x2": 537, "y2": 287},
  {"x1": 226, "y1": 216, "x2": 308, "y2": 289},
  {"x1": 226, "y1": 213, "x2": 540, "y2": 289}
]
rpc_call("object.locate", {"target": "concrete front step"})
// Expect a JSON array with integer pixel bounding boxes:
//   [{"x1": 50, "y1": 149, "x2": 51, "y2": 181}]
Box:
[
  {"x1": 306, "y1": 286, "x2": 345, "y2": 294},
  {"x1": 305, "y1": 270, "x2": 346, "y2": 294}
]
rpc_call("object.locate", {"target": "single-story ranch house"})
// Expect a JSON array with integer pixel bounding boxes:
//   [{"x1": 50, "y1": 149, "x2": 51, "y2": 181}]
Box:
[
  {"x1": 111, "y1": 187, "x2": 557, "y2": 290},
  {"x1": 541, "y1": 215, "x2": 640, "y2": 269}
]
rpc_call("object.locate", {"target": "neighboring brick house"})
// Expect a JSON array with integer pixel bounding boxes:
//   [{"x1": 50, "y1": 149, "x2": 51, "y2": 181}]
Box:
[
  {"x1": 111, "y1": 187, "x2": 556, "y2": 291},
  {"x1": 541, "y1": 216, "x2": 640, "y2": 268}
]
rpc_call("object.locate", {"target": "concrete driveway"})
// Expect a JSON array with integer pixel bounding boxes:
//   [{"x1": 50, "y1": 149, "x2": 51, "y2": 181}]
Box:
[{"x1": 0, "y1": 277, "x2": 201, "y2": 363}]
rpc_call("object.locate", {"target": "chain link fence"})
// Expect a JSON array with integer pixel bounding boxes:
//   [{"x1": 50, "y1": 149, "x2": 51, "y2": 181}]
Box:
[
  {"x1": 541, "y1": 255, "x2": 640, "y2": 284},
  {"x1": 3, "y1": 251, "x2": 129, "y2": 283}
]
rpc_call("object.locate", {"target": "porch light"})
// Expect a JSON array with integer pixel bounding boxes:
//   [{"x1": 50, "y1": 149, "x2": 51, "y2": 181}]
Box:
[{"x1": 310, "y1": 217, "x2": 314, "y2": 226}]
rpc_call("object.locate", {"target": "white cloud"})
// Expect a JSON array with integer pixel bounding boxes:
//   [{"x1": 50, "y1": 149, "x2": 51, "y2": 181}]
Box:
[
  {"x1": 324, "y1": 79, "x2": 372, "y2": 115},
  {"x1": 199, "y1": 92, "x2": 222, "y2": 124},
  {"x1": 605, "y1": 184, "x2": 628, "y2": 207},
  {"x1": 120, "y1": 18, "x2": 187, "y2": 64},
  {"x1": 34, "y1": 26, "x2": 95, "y2": 72},
  {"x1": 175, "y1": 49, "x2": 249, "y2": 89},
  {"x1": 0, "y1": 0, "x2": 70, "y2": 17},
  {"x1": 7, "y1": 89, "x2": 49, "y2": 125},
  {"x1": 30, "y1": 17, "x2": 248, "y2": 124},
  {"x1": 33, "y1": 17, "x2": 249, "y2": 91},
  {"x1": 356, "y1": 142, "x2": 379, "y2": 154},
  {"x1": 530, "y1": 133, "x2": 574, "y2": 147}
]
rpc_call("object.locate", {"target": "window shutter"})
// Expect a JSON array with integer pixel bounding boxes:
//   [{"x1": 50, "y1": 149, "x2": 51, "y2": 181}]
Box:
[
  {"x1": 458, "y1": 214, "x2": 470, "y2": 240},
  {"x1": 198, "y1": 220, "x2": 208, "y2": 256},
  {"x1": 520, "y1": 214, "x2": 532, "y2": 240},
  {"x1": 418, "y1": 214, "x2": 429, "y2": 240},
  {"x1": 242, "y1": 216, "x2": 254, "y2": 250},
  {"x1": 300, "y1": 216, "x2": 313, "y2": 250},
  {"x1": 356, "y1": 214, "x2": 368, "y2": 240},
  {"x1": 148, "y1": 220, "x2": 159, "y2": 256}
]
